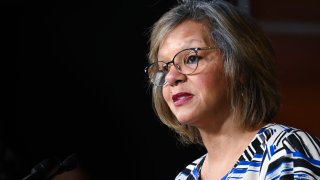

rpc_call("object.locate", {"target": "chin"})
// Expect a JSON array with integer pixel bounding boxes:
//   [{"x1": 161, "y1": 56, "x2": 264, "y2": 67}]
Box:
[
  {"x1": 176, "y1": 117, "x2": 189, "y2": 124},
  {"x1": 177, "y1": 117, "x2": 197, "y2": 126}
]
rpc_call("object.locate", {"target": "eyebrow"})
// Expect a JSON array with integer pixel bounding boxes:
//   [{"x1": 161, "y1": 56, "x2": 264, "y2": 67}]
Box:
[{"x1": 157, "y1": 44, "x2": 208, "y2": 61}]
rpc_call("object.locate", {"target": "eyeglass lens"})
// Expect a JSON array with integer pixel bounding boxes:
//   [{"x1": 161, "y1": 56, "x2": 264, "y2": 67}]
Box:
[{"x1": 147, "y1": 49, "x2": 199, "y2": 86}]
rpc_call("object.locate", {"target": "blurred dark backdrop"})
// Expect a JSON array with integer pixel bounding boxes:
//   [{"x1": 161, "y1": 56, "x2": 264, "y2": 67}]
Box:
[
  {"x1": 14, "y1": 1, "x2": 205, "y2": 180},
  {"x1": 13, "y1": 0, "x2": 319, "y2": 180}
]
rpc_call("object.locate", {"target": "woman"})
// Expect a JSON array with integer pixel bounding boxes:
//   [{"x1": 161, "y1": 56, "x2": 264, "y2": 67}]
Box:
[{"x1": 144, "y1": 0, "x2": 320, "y2": 179}]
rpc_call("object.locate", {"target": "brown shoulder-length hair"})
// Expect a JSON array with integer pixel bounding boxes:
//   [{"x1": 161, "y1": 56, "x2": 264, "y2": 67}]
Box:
[{"x1": 147, "y1": 0, "x2": 280, "y2": 145}]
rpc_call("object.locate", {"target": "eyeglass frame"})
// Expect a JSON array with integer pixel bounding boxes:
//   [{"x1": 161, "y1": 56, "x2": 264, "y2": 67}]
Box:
[{"x1": 144, "y1": 47, "x2": 217, "y2": 86}]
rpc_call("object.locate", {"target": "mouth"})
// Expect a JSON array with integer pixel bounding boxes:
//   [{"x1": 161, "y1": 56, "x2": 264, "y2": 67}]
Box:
[{"x1": 172, "y1": 92, "x2": 194, "y2": 106}]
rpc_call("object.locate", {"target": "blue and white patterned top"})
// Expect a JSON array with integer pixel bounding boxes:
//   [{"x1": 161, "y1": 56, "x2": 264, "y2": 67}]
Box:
[{"x1": 175, "y1": 123, "x2": 320, "y2": 180}]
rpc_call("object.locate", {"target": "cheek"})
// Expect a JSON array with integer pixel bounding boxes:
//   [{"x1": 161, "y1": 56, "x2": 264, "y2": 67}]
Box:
[
  {"x1": 197, "y1": 66, "x2": 227, "y2": 99},
  {"x1": 162, "y1": 88, "x2": 171, "y2": 104}
]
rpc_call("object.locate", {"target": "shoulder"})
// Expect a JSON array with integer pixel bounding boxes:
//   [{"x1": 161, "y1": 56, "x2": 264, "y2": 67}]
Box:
[
  {"x1": 261, "y1": 123, "x2": 320, "y2": 179},
  {"x1": 263, "y1": 123, "x2": 320, "y2": 157},
  {"x1": 174, "y1": 154, "x2": 206, "y2": 180}
]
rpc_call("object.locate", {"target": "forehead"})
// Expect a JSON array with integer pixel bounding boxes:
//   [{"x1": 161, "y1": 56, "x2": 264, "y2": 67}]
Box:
[{"x1": 158, "y1": 20, "x2": 212, "y2": 59}]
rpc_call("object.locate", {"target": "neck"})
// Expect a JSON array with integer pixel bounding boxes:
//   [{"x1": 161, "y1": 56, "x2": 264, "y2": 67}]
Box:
[
  {"x1": 198, "y1": 120, "x2": 261, "y2": 180},
  {"x1": 199, "y1": 118, "x2": 261, "y2": 161}
]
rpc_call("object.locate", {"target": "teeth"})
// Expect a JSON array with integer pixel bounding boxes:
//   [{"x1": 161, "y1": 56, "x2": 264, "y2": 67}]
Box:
[
  {"x1": 177, "y1": 96, "x2": 185, "y2": 100},
  {"x1": 175, "y1": 95, "x2": 188, "y2": 101}
]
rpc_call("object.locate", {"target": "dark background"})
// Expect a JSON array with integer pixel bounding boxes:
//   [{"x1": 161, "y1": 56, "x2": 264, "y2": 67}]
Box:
[
  {"x1": 14, "y1": 1, "x2": 205, "y2": 180},
  {"x1": 13, "y1": 0, "x2": 320, "y2": 180}
]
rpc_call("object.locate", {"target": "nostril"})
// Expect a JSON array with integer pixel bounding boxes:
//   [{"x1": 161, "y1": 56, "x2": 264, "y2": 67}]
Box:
[{"x1": 175, "y1": 79, "x2": 184, "y2": 85}]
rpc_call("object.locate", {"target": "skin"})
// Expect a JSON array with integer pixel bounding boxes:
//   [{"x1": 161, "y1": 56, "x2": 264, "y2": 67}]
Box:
[
  {"x1": 159, "y1": 20, "x2": 230, "y2": 129},
  {"x1": 158, "y1": 20, "x2": 259, "y2": 180}
]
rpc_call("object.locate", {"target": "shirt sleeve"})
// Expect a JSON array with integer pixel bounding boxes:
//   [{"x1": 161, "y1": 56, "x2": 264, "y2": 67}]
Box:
[{"x1": 262, "y1": 130, "x2": 320, "y2": 179}]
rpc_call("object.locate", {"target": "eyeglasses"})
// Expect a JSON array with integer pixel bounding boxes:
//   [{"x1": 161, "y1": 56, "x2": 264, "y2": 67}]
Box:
[{"x1": 144, "y1": 47, "x2": 216, "y2": 86}]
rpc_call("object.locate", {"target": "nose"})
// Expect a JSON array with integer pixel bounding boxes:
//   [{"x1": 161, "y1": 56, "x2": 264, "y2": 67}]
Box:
[{"x1": 165, "y1": 65, "x2": 187, "y2": 86}]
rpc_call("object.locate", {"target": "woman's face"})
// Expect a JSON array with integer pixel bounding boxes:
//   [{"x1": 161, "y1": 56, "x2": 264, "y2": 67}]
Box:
[{"x1": 158, "y1": 20, "x2": 231, "y2": 127}]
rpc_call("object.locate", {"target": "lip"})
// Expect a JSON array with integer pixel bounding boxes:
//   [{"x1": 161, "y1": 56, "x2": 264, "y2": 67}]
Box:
[{"x1": 172, "y1": 92, "x2": 194, "y2": 106}]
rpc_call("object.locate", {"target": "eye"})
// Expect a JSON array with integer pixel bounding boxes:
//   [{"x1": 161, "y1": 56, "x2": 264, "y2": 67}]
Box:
[
  {"x1": 162, "y1": 63, "x2": 169, "y2": 72},
  {"x1": 154, "y1": 61, "x2": 167, "y2": 72},
  {"x1": 184, "y1": 54, "x2": 199, "y2": 65}
]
